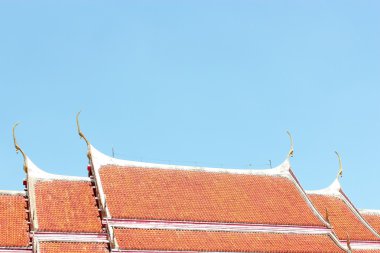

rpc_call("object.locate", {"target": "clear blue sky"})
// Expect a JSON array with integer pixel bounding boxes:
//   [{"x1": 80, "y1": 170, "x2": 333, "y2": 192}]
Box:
[{"x1": 0, "y1": 1, "x2": 379, "y2": 209}]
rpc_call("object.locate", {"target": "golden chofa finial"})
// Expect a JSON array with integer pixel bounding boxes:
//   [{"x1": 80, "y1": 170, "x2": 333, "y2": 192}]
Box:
[
  {"x1": 76, "y1": 112, "x2": 92, "y2": 162},
  {"x1": 287, "y1": 131, "x2": 294, "y2": 158},
  {"x1": 76, "y1": 111, "x2": 90, "y2": 147},
  {"x1": 335, "y1": 151, "x2": 343, "y2": 179},
  {"x1": 12, "y1": 123, "x2": 28, "y2": 173}
]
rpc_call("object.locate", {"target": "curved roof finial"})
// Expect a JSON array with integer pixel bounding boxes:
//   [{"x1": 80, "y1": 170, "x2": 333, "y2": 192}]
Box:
[
  {"x1": 12, "y1": 123, "x2": 28, "y2": 173},
  {"x1": 76, "y1": 111, "x2": 90, "y2": 148},
  {"x1": 335, "y1": 151, "x2": 343, "y2": 179},
  {"x1": 287, "y1": 131, "x2": 294, "y2": 158}
]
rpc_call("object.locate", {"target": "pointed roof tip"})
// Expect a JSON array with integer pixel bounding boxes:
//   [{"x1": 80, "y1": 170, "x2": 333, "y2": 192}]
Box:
[
  {"x1": 76, "y1": 111, "x2": 92, "y2": 157},
  {"x1": 286, "y1": 131, "x2": 294, "y2": 159},
  {"x1": 306, "y1": 151, "x2": 345, "y2": 195},
  {"x1": 335, "y1": 151, "x2": 343, "y2": 180},
  {"x1": 12, "y1": 122, "x2": 28, "y2": 173}
]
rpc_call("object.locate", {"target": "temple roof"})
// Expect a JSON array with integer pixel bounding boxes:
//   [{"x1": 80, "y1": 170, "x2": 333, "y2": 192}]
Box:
[
  {"x1": 113, "y1": 228, "x2": 346, "y2": 252},
  {"x1": 89, "y1": 145, "x2": 328, "y2": 227},
  {"x1": 0, "y1": 191, "x2": 30, "y2": 248},
  {"x1": 307, "y1": 179, "x2": 380, "y2": 242}
]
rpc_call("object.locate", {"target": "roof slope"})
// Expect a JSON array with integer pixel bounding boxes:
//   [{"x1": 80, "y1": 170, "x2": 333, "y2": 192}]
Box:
[
  {"x1": 0, "y1": 191, "x2": 30, "y2": 248},
  {"x1": 90, "y1": 145, "x2": 326, "y2": 227},
  {"x1": 114, "y1": 228, "x2": 346, "y2": 252},
  {"x1": 361, "y1": 210, "x2": 380, "y2": 235},
  {"x1": 307, "y1": 179, "x2": 380, "y2": 242},
  {"x1": 26, "y1": 157, "x2": 102, "y2": 233},
  {"x1": 34, "y1": 180, "x2": 102, "y2": 233}
]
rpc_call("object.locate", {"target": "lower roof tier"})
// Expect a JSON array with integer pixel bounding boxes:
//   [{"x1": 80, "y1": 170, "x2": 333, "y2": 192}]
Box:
[
  {"x1": 37, "y1": 242, "x2": 109, "y2": 253},
  {"x1": 113, "y1": 228, "x2": 346, "y2": 252},
  {"x1": 361, "y1": 210, "x2": 380, "y2": 235},
  {"x1": 32, "y1": 179, "x2": 103, "y2": 233},
  {"x1": 0, "y1": 192, "x2": 30, "y2": 248},
  {"x1": 308, "y1": 193, "x2": 379, "y2": 241}
]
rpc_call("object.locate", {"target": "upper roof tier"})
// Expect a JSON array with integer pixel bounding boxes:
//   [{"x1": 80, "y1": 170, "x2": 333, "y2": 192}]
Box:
[
  {"x1": 0, "y1": 191, "x2": 30, "y2": 248},
  {"x1": 89, "y1": 145, "x2": 327, "y2": 227},
  {"x1": 307, "y1": 179, "x2": 380, "y2": 241},
  {"x1": 25, "y1": 157, "x2": 103, "y2": 233}
]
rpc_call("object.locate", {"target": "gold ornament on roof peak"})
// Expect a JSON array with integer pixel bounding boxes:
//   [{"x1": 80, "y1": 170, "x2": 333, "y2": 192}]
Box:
[
  {"x1": 76, "y1": 111, "x2": 92, "y2": 161},
  {"x1": 335, "y1": 151, "x2": 343, "y2": 179},
  {"x1": 12, "y1": 123, "x2": 28, "y2": 173},
  {"x1": 76, "y1": 111, "x2": 90, "y2": 148},
  {"x1": 287, "y1": 131, "x2": 294, "y2": 158}
]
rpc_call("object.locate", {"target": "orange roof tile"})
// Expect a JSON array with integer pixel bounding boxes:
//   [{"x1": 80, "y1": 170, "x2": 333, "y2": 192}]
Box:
[
  {"x1": 114, "y1": 228, "x2": 345, "y2": 252},
  {"x1": 99, "y1": 165, "x2": 324, "y2": 226},
  {"x1": 38, "y1": 242, "x2": 108, "y2": 253},
  {"x1": 0, "y1": 192, "x2": 30, "y2": 247},
  {"x1": 34, "y1": 180, "x2": 102, "y2": 233},
  {"x1": 361, "y1": 212, "x2": 380, "y2": 234},
  {"x1": 308, "y1": 194, "x2": 379, "y2": 241}
]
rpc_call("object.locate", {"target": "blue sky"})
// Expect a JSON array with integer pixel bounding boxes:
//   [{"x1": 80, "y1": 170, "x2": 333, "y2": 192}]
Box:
[{"x1": 0, "y1": 1, "x2": 379, "y2": 209}]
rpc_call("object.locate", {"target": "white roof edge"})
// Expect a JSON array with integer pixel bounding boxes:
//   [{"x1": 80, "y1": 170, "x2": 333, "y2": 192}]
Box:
[
  {"x1": 0, "y1": 190, "x2": 25, "y2": 196},
  {"x1": 360, "y1": 209, "x2": 380, "y2": 216},
  {"x1": 26, "y1": 156, "x2": 90, "y2": 182},
  {"x1": 306, "y1": 178, "x2": 342, "y2": 196},
  {"x1": 89, "y1": 144, "x2": 291, "y2": 176}
]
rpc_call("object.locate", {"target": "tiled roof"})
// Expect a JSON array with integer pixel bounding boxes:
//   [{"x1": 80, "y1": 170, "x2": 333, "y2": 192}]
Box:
[
  {"x1": 0, "y1": 192, "x2": 30, "y2": 248},
  {"x1": 361, "y1": 211, "x2": 380, "y2": 234},
  {"x1": 33, "y1": 180, "x2": 102, "y2": 233},
  {"x1": 114, "y1": 228, "x2": 346, "y2": 252},
  {"x1": 38, "y1": 242, "x2": 109, "y2": 253},
  {"x1": 308, "y1": 194, "x2": 379, "y2": 241},
  {"x1": 99, "y1": 165, "x2": 324, "y2": 226}
]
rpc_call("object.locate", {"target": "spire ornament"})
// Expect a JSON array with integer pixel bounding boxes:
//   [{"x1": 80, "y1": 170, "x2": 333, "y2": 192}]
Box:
[
  {"x1": 335, "y1": 151, "x2": 343, "y2": 179},
  {"x1": 287, "y1": 131, "x2": 294, "y2": 158},
  {"x1": 12, "y1": 123, "x2": 28, "y2": 173},
  {"x1": 76, "y1": 111, "x2": 90, "y2": 147},
  {"x1": 76, "y1": 111, "x2": 92, "y2": 160}
]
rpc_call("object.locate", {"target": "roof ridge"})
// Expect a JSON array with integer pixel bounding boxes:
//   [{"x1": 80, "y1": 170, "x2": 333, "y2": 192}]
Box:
[
  {"x1": 361, "y1": 209, "x2": 380, "y2": 215},
  {"x1": 25, "y1": 157, "x2": 90, "y2": 182},
  {"x1": 0, "y1": 190, "x2": 25, "y2": 196},
  {"x1": 89, "y1": 144, "x2": 292, "y2": 176}
]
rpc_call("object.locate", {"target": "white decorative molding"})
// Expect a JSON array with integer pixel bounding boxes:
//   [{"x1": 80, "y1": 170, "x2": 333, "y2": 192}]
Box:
[
  {"x1": 33, "y1": 232, "x2": 108, "y2": 243},
  {"x1": 360, "y1": 209, "x2": 380, "y2": 216},
  {"x1": 0, "y1": 249, "x2": 31, "y2": 253},
  {"x1": 0, "y1": 190, "x2": 25, "y2": 196},
  {"x1": 107, "y1": 218, "x2": 331, "y2": 234}
]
